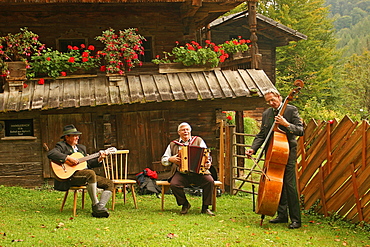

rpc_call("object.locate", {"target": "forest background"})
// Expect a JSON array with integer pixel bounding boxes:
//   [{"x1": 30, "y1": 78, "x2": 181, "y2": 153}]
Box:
[{"x1": 229, "y1": 0, "x2": 370, "y2": 122}]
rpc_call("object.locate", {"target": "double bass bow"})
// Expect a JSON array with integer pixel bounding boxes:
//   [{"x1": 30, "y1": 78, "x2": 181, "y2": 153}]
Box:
[{"x1": 251, "y1": 80, "x2": 304, "y2": 225}]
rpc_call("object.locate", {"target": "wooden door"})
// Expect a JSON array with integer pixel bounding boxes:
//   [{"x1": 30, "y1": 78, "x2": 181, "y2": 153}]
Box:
[{"x1": 115, "y1": 110, "x2": 169, "y2": 174}]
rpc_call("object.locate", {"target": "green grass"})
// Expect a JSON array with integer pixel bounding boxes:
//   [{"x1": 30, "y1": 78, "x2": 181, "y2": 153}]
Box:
[{"x1": 0, "y1": 185, "x2": 368, "y2": 247}]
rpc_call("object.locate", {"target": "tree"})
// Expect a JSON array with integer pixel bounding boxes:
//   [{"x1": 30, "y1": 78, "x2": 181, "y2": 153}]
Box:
[
  {"x1": 257, "y1": 0, "x2": 341, "y2": 118},
  {"x1": 340, "y1": 50, "x2": 370, "y2": 120}
]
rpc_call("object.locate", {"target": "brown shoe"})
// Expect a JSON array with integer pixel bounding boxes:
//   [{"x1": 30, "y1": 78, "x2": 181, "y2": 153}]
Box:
[
  {"x1": 180, "y1": 203, "x2": 191, "y2": 214},
  {"x1": 201, "y1": 209, "x2": 215, "y2": 216}
]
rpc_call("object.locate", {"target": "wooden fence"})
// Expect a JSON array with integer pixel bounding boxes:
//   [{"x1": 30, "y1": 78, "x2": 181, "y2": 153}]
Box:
[
  {"x1": 223, "y1": 115, "x2": 369, "y2": 224},
  {"x1": 297, "y1": 116, "x2": 369, "y2": 224}
]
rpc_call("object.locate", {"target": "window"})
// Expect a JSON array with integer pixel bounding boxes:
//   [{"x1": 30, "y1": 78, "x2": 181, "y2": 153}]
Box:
[{"x1": 140, "y1": 37, "x2": 153, "y2": 62}]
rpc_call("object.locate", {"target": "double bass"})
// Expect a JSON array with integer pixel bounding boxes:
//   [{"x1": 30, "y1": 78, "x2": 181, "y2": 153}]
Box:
[{"x1": 253, "y1": 80, "x2": 304, "y2": 225}]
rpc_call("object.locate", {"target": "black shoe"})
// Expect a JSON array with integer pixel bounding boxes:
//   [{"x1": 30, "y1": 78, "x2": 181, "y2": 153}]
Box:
[
  {"x1": 92, "y1": 211, "x2": 110, "y2": 218},
  {"x1": 288, "y1": 222, "x2": 301, "y2": 229},
  {"x1": 180, "y1": 203, "x2": 191, "y2": 214},
  {"x1": 92, "y1": 203, "x2": 109, "y2": 218},
  {"x1": 269, "y1": 217, "x2": 288, "y2": 223},
  {"x1": 201, "y1": 209, "x2": 215, "y2": 216}
]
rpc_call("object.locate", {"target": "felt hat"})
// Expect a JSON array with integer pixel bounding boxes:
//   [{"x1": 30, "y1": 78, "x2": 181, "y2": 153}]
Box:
[{"x1": 61, "y1": 124, "x2": 82, "y2": 138}]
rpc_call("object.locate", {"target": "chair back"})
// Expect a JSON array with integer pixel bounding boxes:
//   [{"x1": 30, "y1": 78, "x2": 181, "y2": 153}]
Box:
[{"x1": 103, "y1": 150, "x2": 130, "y2": 181}]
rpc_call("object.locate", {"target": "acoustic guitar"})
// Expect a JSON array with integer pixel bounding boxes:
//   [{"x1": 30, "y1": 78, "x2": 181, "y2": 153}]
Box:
[{"x1": 51, "y1": 147, "x2": 117, "y2": 180}]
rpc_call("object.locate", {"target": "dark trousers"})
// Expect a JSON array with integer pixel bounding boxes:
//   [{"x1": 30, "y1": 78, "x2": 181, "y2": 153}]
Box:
[
  {"x1": 71, "y1": 169, "x2": 114, "y2": 192},
  {"x1": 277, "y1": 146, "x2": 301, "y2": 223},
  {"x1": 170, "y1": 171, "x2": 214, "y2": 206}
]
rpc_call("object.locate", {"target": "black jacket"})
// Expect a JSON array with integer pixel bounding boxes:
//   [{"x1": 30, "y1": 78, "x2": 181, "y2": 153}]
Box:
[
  {"x1": 47, "y1": 141, "x2": 101, "y2": 191},
  {"x1": 251, "y1": 104, "x2": 304, "y2": 154}
]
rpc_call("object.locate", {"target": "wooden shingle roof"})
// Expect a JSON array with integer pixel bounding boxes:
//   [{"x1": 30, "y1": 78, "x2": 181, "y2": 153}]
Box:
[
  {"x1": 210, "y1": 11, "x2": 307, "y2": 46},
  {"x1": 0, "y1": 69, "x2": 275, "y2": 112}
]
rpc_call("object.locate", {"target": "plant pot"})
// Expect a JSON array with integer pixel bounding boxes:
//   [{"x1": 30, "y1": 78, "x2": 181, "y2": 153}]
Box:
[
  {"x1": 158, "y1": 62, "x2": 218, "y2": 74},
  {"x1": 6, "y1": 61, "x2": 27, "y2": 81},
  {"x1": 231, "y1": 51, "x2": 250, "y2": 60}
]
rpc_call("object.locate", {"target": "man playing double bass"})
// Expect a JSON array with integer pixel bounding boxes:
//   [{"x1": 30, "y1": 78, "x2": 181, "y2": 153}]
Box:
[{"x1": 246, "y1": 89, "x2": 304, "y2": 229}]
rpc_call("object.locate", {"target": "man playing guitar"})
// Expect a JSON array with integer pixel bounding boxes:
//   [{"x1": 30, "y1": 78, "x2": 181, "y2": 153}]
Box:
[{"x1": 48, "y1": 124, "x2": 114, "y2": 218}]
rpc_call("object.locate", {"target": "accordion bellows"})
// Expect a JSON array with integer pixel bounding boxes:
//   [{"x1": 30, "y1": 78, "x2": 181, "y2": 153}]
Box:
[{"x1": 178, "y1": 146, "x2": 210, "y2": 174}]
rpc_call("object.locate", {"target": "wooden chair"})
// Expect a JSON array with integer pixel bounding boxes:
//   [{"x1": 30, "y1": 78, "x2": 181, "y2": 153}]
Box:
[
  {"x1": 156, "y1": 180, "x2": 222, "y2": 211},
  {"x1": 103, "y1": 150, "x2": 138, "y2": 210},
  {"x1": 60, "y1": 186, "x2": 87, "y2": 217}
]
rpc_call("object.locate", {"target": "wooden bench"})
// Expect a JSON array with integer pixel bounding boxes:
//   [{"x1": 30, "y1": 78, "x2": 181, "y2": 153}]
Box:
[{"x1": 156, "y1": 180, "x2": 222, "y2": 211}]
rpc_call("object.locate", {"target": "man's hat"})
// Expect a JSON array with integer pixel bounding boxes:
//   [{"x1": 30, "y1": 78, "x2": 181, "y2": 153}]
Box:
[{"x1": 61, "y1": 124, "x2": 82, "y2": 138}]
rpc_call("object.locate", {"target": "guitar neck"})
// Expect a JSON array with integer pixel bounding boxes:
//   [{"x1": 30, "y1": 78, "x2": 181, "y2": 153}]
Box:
[{"x1": 78, "y1": 152, "x2": 100, "y2": 163}]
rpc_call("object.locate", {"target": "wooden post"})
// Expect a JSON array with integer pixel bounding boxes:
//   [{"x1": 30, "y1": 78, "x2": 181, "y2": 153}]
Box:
[
  {"x1": 350, "y1": 163, "x2": 364, "y2": 223},
  {"x1": 218, "y1": 120, "x2": 225, "y2": 190},
  {"x1": 247, "y1": 0, "x2": 261, "y2": 69},
  {"x1": 362, "y1": 120, "x2": 368, "y2": 171},
  {"x1": 224, "y1": 125, "x2": 232, "y2": 194},
  {"x1": 326, "y1": 122, "x2": 332, "y2": 172},
  {"x1": 235, "y1": 111, "x2": 244, "y2": 177}
]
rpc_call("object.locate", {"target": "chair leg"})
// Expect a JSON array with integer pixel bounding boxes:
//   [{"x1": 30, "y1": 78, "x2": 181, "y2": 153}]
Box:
[
  {"x1": 60, "y1": 190, "x2": 69, "y2": 212},
  {"x1": 81, "y1": 189, "x2": 85, "y2": 210},
  {"x1": 161, "y1": 185, "x2": 168, "y2": 211},
  {"x1": 212, "y1": 185, "x2": 217, "y2": 212},
  {"x1": 112, "y1": 188, "x2": 116, "y2": 211},
  {"x1": 123, "y1": 185, "x2": 127, "y2": 204},
  {"x1": 73, "y1": 189, "x2": 78, "y2": 217},
  {"x1": 131, "y1": 185, "x2": 138, "y2": 209}
]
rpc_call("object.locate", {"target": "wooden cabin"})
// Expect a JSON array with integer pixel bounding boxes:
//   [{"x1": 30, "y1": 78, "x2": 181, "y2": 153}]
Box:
[
  {"x1": 209, "y1": 11, "x2": 307, "y2": 84},
  {"x1": 0, "y1": 1, "x2": 304, "y2": 187}
]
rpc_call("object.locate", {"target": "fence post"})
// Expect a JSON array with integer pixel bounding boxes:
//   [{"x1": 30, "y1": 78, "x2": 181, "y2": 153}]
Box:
[
  {"x1": 350, "y1": 163, "x2": 364, "y2": 223},
  {"x1": 224, "y1": 125, "x2": 232, "y2": 194},
  {"x1": 218, "y1": 120, "x2": 225, "y2": 191}
]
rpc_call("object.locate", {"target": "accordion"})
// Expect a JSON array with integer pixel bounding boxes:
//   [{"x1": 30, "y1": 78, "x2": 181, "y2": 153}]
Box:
[{"x1": 178, "y1": 146, "x2": 210, "y2": 174}]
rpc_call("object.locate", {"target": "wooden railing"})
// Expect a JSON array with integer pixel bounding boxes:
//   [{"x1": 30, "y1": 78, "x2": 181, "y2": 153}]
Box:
[
  {"x1": 298, "y1": 116, "x2": 369, "y2": 224},
  {"x1": 223, "y1": 116, "x2": 369, "y2": 224}
]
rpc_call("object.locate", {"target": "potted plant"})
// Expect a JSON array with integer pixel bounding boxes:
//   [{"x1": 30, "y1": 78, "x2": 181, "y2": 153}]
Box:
[
  {"x1": 152, "y1": 40, "x2": 228, "y2": 68},
  {"x1": 95, "y1": 28, "x2": 146, "y2": 75},
  {"x1": 0, "y1": 27, "x2": 44, "y2": 79},
  {"x1": 152, "y1": 38, "x2": 251, "y2": 71},
  {"x1": 220, "y1": 37, "x2": 251, "y2": 59},
  {"x1": 28, "y1": 44, "x2": 99, "y2": 79}
]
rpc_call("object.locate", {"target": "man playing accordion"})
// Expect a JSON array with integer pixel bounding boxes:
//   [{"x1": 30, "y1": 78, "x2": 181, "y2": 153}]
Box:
[{"x1": 161, "y1": 122, "x2": 215, "y2": 216}]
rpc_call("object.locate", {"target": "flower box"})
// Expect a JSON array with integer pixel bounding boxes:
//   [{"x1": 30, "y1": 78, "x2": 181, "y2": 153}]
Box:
[
  {"x1": 158, "y1": 63, "x2": 219, "y2": 74},
  {"x1": 6, "y1": 61, "x2": 27, "y2": 81}
]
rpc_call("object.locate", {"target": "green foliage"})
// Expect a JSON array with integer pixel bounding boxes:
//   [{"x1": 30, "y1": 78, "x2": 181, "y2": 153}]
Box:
[
  {"x1": 339, "y1": 50, "x2": 370, "y2": 120},
  {"x1": 95, "y1": 28, "x2": 146, "y2": 74},
  {"x1": 152, "y1": 39, "x2": 250, "y2": 67},
  {"x1": 28, "y1": 45, "x2": 99, "y2": 79},
  {"x1": 258, "y1": 0, "x2": 341, "y2": 114},
  {"x1": 0, "y1": 27, "x2": 44, "y2": 74},
  {"x1": 219, "y1": 38, "x2": 250, "y2": 54}
]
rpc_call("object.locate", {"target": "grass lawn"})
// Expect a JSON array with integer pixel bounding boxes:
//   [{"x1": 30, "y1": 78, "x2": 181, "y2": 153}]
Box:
[{"x1": 0, "y1": 185, "x2": 368, "y2": 247}]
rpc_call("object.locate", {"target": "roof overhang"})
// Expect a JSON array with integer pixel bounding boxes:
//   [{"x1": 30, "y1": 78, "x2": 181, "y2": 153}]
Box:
[{"x1": 0, "y1": 69, "x2": 276, "y2": 112}]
